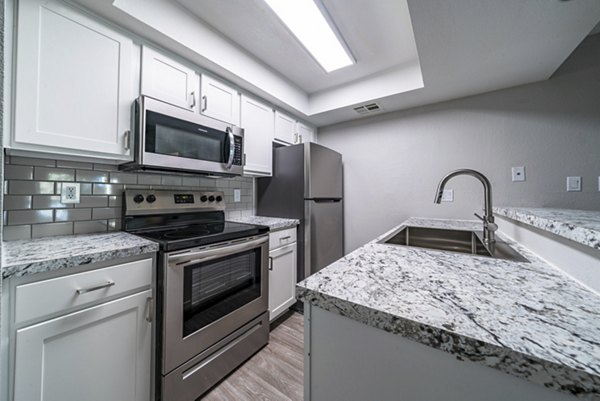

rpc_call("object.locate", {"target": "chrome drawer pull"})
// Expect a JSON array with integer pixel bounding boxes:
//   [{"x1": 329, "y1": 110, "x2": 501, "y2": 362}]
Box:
[
  {"x1": 145, "y1": 297, "x2": 153, "y2": 322},
  {"x1": 280, "y1": 236, "x2": 291, "y2": 240},
  {"x1": 76, "y1": 281, "x2": 115, "y2": 295}
]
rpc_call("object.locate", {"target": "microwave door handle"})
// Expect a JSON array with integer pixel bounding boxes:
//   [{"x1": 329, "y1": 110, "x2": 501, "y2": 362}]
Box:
[
  {"x1": 225, "y1": 126, "x2": 235, "y2": 170},
  {"x1": 169, "y1": 235, "x2": 268, "y2": 266}
]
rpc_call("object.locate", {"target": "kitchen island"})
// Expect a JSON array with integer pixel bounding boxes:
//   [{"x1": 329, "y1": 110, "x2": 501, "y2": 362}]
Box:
[{"x1": 297, "y1": 215, "x2": 600, "y2": 401}]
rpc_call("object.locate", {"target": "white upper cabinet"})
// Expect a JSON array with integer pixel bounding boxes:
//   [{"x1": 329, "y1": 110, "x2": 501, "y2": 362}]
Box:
[
  {"x1": 141, "y1": 46, "x2": 199, "y2": 111},
  {"x1": 12, "y1": 0, "x2": 136, "y2": 161},
  {"x1": 274, "y1": 111, "x2": 297, "y2": 145},
  {"x1": 200, "y1": 75, "x2": 240, "y2": 125},
  {"x1": 297, "y1": 121, "x2": 316, "y2": 143},
  {"x1": 240, "y1": 95, "x2": 274, "y2": 176}
]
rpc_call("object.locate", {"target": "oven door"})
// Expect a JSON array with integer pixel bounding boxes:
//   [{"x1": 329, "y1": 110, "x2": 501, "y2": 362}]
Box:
[
  {"x1": 163, "y1": 235, "x2": 268, "y2": 374},
  {"x1": 138, "y1": 96, "x2": 243, "y2": 176}
]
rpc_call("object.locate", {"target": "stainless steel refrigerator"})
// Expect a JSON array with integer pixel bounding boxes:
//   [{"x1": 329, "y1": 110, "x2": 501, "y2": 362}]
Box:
[{"x1": 257, "y1": 142, "x2": 343, "y2": 282}]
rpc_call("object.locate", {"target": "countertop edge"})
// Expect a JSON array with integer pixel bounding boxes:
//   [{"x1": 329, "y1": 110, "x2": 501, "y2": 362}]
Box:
[
  {"x1": 296, "y1": 285, "x2": 600, "y2": 399},
  {"x1": 2, "y1": 241, "x2": 159, "y2": 280},
  {"x1": 494, "y1": 207, "x2": 600, "y2": 251}
]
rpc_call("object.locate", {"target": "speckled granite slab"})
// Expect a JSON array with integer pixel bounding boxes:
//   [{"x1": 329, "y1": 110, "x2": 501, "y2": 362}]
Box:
[
  {"x1": 298, "y1": 217, "x2": 600, "y2": 400},
  {"x1": 228, "y1": 216, "x2": 299, "y2": 231},
  {"x1": 495, "y1": 207, "x2": 600, "y2": 251},
  {"x1": 2, "y1": 232, "x2": 158, "y2": 279}
]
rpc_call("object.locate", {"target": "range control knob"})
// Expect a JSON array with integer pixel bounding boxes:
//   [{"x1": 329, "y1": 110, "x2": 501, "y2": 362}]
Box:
[
  {"x1": 216, "y1": 195, "x2": 223, "y2": 202},
  {"x1": 146, "y1": 194, "x2": 156, "y2": 203},
  {"x1": 200, "y1": 195, "x2": 208, "y2": 202},
  {"x1": 133, "y1": 194, "x2": 144, "y2": 204},
  {"x1": 208, "y1": 195, "x2": 215, "y2": 202}
]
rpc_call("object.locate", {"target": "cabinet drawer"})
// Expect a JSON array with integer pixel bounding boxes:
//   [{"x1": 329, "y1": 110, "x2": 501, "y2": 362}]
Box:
[
  {"x1": 269, "y1": 227, "x2": 297, "y2": 251},
  {"x1": 15, "y1": 258, "x2": 153, "y2": 324}
]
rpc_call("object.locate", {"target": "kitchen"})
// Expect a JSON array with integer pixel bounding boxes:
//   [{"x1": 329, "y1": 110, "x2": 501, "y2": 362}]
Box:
[{"x1": 0, "y1": 0, "x2": 599, "y2": 400}]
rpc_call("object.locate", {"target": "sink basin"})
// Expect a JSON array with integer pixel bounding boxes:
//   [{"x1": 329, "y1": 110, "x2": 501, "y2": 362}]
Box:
[{"x1": 380, "y1": 226, "x2": 529, "y2": 263}]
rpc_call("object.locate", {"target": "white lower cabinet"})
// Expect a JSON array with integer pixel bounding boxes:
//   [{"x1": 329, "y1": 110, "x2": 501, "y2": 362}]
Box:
[
  {"x1": 268, "y1": 229, "x2": 297, "y2": 322},
  {"x1": 6, "y1": 257, "x2": 154, "y2": 401},
  {"x1": 14, "y1": 290, "x2": 152, "y2": 401}
]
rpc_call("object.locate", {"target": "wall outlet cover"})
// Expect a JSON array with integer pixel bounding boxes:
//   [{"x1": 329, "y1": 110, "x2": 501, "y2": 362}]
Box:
[
  {"x1": 566, "y1": 176, "x2": 582, "y2": 192},
  {"x1": 234, "y1": 189, "x2": 241, "y2": 202},
  {"x1": 61, "y1": 182, "x2": 81, "y2": 204},
  {"x1": 441, "y1": 189, "x2": 454, "y2": 202},
  {"x1": 511, "y1": 166, "x2": 525, "y2": 182}
]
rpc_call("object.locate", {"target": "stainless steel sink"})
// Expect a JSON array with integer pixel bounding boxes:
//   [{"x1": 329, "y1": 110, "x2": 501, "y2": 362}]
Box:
[{"x1": 380, "y1": 226, "x2": 529, "y2": 263}]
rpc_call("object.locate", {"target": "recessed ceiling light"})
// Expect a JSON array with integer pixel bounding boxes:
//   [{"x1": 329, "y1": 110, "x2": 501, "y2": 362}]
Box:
[{"x1": 264, "y1": 0, "x2": 354, "y2": 73}]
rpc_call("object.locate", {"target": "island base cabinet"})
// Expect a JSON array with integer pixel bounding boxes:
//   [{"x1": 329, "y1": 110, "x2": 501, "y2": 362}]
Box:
[
  {"x1": 304, "y1": 305, "x2": 578, "y2": 401},
  {"x1": 13, "y1": 290, "x2": 152, "y2": 401}
]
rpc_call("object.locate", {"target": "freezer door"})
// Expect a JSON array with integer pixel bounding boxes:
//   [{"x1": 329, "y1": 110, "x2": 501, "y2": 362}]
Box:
[
  {"x1": 305, "y1": 200, "x2": 344, "y2": 276},
  {"x1": 305, "y1": 143, "x2": 343, "y2": 200}
]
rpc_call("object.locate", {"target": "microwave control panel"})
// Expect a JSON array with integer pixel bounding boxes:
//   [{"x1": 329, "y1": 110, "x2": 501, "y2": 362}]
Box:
[{"x1": 234, "y1": 136, "x2": 243, "y2": 166}]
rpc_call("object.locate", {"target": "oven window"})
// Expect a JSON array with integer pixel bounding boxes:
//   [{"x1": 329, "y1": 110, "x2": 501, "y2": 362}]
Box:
[
  {"x1": 182, "y1": 248, "x2": 261, "y2": 337},
  {"x1": 145, "y1": 110, "x2": 227, "y2": 163}
]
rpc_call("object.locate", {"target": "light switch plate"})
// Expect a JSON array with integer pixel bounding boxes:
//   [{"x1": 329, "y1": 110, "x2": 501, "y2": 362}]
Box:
[
  {"x1": 566, "y1": 176, "x2": 582, "y2": 192},
  {"x1": 61, "y1": 182, "x2": 80, "y2": 204},
  {"x1": 234, "y1": 189, "x2": 241, "y2": 202},
  {"x1": 441, "y1": 189, "x2": 454, "y2": 202},
  {"x1": 511, "y1": 166, "x2": 525, "y2": 182}
]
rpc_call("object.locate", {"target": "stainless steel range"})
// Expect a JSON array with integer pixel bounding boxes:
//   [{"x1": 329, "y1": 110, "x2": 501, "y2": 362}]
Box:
[{"x1": 123, "y1": 190, "x2": 270, "y2": 401}]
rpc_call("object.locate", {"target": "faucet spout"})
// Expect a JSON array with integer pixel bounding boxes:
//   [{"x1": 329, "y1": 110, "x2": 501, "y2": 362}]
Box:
[{"x1": 434, "y1": 169, "x2": 497, "y2": 244}]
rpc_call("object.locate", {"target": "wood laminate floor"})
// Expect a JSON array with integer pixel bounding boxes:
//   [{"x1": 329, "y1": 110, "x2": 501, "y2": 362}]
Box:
[{"x1": 201, "y1": 311, "x2": 304, "y2": 401}]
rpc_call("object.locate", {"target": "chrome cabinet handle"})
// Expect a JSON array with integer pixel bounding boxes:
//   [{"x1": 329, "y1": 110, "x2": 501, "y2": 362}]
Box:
[
  {"x1": 225, "y1": 126, "x2": 235, "y2": 170},
  {"x1": 76, "y1": 281, "x2": 115, "y2": 295},
  {"x1": 190, "y1": 91, "x2": 196, "y2": 109},
  {"x1": 123, "y1": 130, "x2": 131, "y2": 151},
  {"x1": 299, "y1": 134, "x2": 303, "y2": 143},
  {"x1": 170, "y1": 235, "x2": 268, "y2": 266},
  {"x1": 201, "y1": 95, "x2": 208, "y2": 112},
  {"x1": 145, "y1": 297, "x2": 153, "y2": 323},
  {"x1": 268, "y1": 256, "x2": 274, "y2": 271},
  {"x1": 280, "y1": 236, "x2": 291, "y2": 241}
]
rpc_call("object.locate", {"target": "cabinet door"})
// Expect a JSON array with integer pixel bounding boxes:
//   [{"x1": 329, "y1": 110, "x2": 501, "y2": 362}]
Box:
[
  {"x1": 274, "y1": 111, "x2": 297, "y2": 145},
  {"x1": 240, "y1": 95, "x2": 274, "y2": 176},
  {"x1": 141, "y1": 46, "x2": 198, "y2": 111},
  {"x1": 200, "y1": 75, "x2": 240, "y2": 125},
  {"x1": 269, "y1": 243, "x2": 297, "y2": 322},
  {"x1": 297, "y1": 122, "x2": 315, "y2": 143},
  {"x1": 13, "y1": 290, "x2": 152, "y2": 401},
  {"x1": 13, "y1": 0, "x2": 135, "y2": 160}
]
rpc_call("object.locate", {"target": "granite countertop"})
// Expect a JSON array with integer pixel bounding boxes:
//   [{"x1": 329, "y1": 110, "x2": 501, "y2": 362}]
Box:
[
  {"x1": 494, "y1": 207, "x2": 600, "y2": 250},
  {"x1": 228, "y1": 216, "x2": 299, "y2": 231},
  {"x1": 297, "y1": 217, "x2": 600, "y2": 399},
  {"x1": 2, "y1": 232, "x2": 159, "y2": 280}
]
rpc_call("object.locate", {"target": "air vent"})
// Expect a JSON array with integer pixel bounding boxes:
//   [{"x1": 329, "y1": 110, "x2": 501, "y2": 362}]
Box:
[{"x1": 352, "y1": 103, "x2": 382, "y2": 115}]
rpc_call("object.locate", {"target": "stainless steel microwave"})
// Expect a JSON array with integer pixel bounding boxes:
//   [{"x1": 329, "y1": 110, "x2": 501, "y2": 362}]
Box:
[{"x1": 121, "y1": 96, "x2": 244, "y2": 176}]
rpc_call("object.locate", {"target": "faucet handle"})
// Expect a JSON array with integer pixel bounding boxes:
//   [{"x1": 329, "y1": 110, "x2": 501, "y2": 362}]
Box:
[{"x1": 474, "y1": 213, "x2": 484, "y2": 222}]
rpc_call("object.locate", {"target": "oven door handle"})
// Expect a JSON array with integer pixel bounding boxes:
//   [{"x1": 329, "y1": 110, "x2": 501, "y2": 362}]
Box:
[
  {"x1": 169, "y1": 235, "x2": 268, "y2": 266},
  {"x1": 225, "y1": 126, "x2": 235, "y2": 170}
]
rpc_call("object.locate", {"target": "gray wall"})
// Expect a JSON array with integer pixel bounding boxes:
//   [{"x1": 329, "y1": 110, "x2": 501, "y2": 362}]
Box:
[
  {"x1": 2, "y1": 156, "x2": 254, "y2": 240},
  {"x1": 319, "y1": 35, "x2": 600, "y2": 253}
]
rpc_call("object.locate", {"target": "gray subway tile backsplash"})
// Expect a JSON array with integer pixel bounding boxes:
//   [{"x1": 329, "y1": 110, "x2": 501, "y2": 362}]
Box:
[
  {"x1": 55, "y1": 208, "x2": 93, "y2": 222},
  {"x1": 3, "y1": 156, "x2": 255, "y2": 240},
  {"x1": 34, "y1": 167, "x2": 75, "y2": 181},
  {"x1": 5, "y1": 165, "x2": 34, "y2": 180},
  {"x1": 76, "y1": 170, "x2": 109, "y2": 183},
  {"x1": 8, "y1": 180, "x2": 55, "y2": 195}
]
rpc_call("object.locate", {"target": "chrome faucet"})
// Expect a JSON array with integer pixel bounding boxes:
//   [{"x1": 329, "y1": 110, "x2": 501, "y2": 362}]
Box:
[{"x1": 434, "y1": 169, "x2": 498, "y2": 245}]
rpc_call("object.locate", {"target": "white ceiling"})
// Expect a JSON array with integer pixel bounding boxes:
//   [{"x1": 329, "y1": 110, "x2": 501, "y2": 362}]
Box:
[
  {"x1": 73, "y1": 0, "x2": 600, "y2": 127},
  {"x1": 175, "y1": 0, "x2": 419, "y2": 95}
]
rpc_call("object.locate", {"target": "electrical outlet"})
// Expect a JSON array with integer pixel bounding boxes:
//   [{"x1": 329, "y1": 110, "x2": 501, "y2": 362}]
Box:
[
  {"x1": 61, "y1": 183, "x2": 80, "y2": 204},
  {"x1": 566, "y1": 176, "x2": 582, "y2": 192},
  {"x1": 511, "y1": 166, "x2": 525, "y2": 182},
  {"x1": 234, "y1": 189, "x2": 241, "y2": 202},
  {"x1": 441, "y1": 189, "x2": 454, "y2": 202}
]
